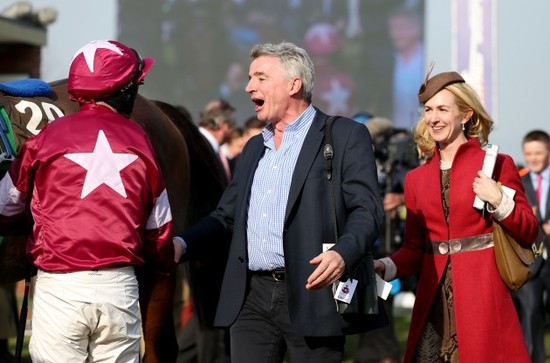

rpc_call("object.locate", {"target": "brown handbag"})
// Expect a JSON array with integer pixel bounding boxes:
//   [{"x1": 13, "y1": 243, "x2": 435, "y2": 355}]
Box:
[{"x1": 493, "y1": 221, "x2": 543, "y2": 291}]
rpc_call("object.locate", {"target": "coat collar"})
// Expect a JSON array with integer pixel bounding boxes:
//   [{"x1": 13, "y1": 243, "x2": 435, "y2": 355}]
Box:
[{"x1": 285, "y1": 107, "x2": 328, "y2": 222}]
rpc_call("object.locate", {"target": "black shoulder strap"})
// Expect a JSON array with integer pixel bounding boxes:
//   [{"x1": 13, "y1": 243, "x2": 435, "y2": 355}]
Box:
[
  {"x1": 323, "y1": 116, "x2": 339, "y2": 241},
  {"x1": 323, "y1": 116, "x2": 338, "y2": 180}
]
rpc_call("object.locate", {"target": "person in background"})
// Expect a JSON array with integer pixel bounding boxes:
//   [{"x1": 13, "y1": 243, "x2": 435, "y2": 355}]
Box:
[
  {"x1": 242, "y1": 115, "x2": 265, "y2": 142},
  {"x1": 513, "y1": 129, "x2": 550, "y2": 363},
  {"x1": 354, "y1": 114, "x2": 402, "y2": 363},
  {"x1": 387, "y1": 4, "x2": 424, "y2": 129},
  {"x1": 179, "y1": 98, "x2": 236, "y2": 363},
  {"x1": 228, "y1": 115, "x2": 265, "y2": 172},
  {"x1": 173, "y1": 41, "x2": 385, "y2": 362},
  {"x1": 198, "y1": 99, "x2": 236, "y2": 183},
  {"x1": 221, "y1": 127, "x2": 245, "y2": 173},
  {"x1": 0, "y1": 40, "x2": 176, "y2": 362},
  {"x1": 374, "y1": 70, "x2": 539, "y2": 362}
]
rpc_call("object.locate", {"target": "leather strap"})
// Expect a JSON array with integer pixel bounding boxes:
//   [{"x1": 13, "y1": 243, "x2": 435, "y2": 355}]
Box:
[{"x1": 426, "y1": 233, "x2": 494, "y2": 255}]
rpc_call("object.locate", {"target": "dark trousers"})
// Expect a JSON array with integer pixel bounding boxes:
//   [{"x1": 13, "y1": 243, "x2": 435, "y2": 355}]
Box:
[
  {"x1": 230, "y1": 273, "x2": 345, "y2": 363},
  {"x1": 513, "y1": 270, "x2": 547, "y2": 363},
  {"x1": 355, "y1": 298, "x2": 400, "y2": 363},
  {"x1": 177, "y1": 313, "x2": 229, "y2": 363}
]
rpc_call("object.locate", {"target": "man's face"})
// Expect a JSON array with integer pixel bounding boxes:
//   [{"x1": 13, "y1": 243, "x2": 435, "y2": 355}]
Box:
[
  {"x1": 388, "y1": 14, "x2": 421, "y2": 52},
  {"x1": 245, "y1": 55, "x2": 291, "y2": 124},
  {"x1": 523, "y1": 140, "x2": 550, "y2": 174}
]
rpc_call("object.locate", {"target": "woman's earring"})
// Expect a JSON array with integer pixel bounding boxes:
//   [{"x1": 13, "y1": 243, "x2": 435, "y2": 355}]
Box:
[{"x1": 462, "y1": 123, "x2": 466, "y2": 131}]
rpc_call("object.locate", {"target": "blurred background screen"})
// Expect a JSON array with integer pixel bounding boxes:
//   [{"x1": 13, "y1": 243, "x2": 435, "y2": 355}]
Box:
[{"x1": 118, "y1": 0, "x2": 425, "y2": 127}]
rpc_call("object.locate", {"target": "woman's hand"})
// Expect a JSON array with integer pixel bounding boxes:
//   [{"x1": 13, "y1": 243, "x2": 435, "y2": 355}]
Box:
[
  {"x1": 473, "y1": 170, "x2": 502, "y2": 207},
  {"x1": 374, "y1": 259, "x2": 386, "y2": 278}
]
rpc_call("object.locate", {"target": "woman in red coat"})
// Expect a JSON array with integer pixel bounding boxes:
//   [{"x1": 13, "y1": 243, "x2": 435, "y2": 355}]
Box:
[{"x1": 375, "y1": 70, "x2": 539, "y2": 362}]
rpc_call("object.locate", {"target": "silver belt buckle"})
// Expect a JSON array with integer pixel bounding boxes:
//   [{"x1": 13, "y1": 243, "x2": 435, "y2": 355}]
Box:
[
  {"x1": 450, "y1": 240, "x2": 462, "y2": 254},
  {"x1": 438, "y1": 242, "x2": 449, "y2": 255},
  {"x1": 271, "y1": 270, "x2": 285, "y2": 281}
]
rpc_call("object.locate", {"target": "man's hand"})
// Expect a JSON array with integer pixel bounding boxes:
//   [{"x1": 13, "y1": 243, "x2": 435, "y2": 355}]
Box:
[
  {"x1": 383, "y1": 192, "x2": 405, "y2": 217},
  {"x1": 306, "y1": 250, "x2": 345, "y2": 290}
]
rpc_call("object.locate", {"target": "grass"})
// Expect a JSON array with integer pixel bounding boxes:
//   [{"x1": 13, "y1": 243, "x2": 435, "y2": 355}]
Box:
[
  {"x1": 8, "y1": 336, "x2": 30, "y2": 363},
  {"x1": 344, "y1": 313, "x2": 550, "y2": 363},
  {"x1": 9, "y1": 313, "x2": 550, "y2": 362}
]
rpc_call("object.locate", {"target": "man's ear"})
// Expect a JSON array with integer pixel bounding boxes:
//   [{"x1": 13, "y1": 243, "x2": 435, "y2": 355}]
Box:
[{"x1": 288, "y1": 77, "x2": 302, "y2": 97}]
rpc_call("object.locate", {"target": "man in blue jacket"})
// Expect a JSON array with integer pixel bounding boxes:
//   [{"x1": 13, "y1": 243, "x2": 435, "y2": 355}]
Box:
[{"x1": 173, "y1": 41, "x2": 385, "y2": 362}]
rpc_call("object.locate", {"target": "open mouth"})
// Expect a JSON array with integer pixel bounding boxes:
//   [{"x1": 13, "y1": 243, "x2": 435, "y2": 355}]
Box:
[{"x1": 252, "y1": 97, "x2": 264, "y2": 108}]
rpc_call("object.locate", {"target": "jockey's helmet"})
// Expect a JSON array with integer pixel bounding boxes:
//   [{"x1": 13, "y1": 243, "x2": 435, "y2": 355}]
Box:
[{"x1": 68, "y1": 40, "x2": 154, "y2": 101}]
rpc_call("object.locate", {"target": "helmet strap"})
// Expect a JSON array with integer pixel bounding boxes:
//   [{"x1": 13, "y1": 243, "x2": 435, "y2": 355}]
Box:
[
  {"x1": 102, "y1": 86, "x2": 139, "y2": 118},
  {"x1": 118, "y1": 48, "x2": 144, "y2": 95},
  {"x1": 100, "y1": 48, "x2": 143, "y2": 118}
]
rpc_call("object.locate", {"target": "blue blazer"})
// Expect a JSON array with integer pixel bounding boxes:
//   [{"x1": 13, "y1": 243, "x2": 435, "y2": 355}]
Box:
[{"x1": 182, "y1": 108, "x2": 385, "y2": 336}]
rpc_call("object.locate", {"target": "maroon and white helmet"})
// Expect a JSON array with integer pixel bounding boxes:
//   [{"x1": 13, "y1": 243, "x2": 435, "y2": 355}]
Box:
[
  {"x1": 304, "y1": 23, "x2": 342, "y2": 56},
  {"x1": 68, "y1": 40, "x2": 154, "y2": 101}
]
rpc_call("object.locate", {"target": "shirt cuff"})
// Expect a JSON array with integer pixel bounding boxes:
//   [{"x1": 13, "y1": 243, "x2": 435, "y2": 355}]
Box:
[
  {"x1": 486, "y1": 186, "x2": 515, "y2": 221},
  {"x1": 379, "y1": 257, "x2": 397, "y2": 281},
  {"x1": 173, "y1": 236, "x2": 187, "y2": 260}
]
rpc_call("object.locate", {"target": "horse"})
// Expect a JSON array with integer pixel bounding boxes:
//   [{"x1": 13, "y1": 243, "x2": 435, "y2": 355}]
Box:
[
  {"x1": 151, "y1": 100, "x2": 229, "y2": 330},
  {"x1": 0, "y1": 79, "x2": 192, "y2": 363}
]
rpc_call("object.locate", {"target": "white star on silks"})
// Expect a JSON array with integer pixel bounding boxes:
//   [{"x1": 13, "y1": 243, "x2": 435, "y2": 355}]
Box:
[
  {"x1": 71, "y1": 40, "x2": 122, "y2": 73},
  {"x1": 64, "y1": 130, "x2": 138, "y2": 199},
  {"x1": 319, "y1": 79, "x2": 351, "y2": 115}
]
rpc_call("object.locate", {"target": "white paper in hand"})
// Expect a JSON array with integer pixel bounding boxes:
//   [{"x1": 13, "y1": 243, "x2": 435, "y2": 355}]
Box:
[{"x1": 376, "y1": 274, "x2": 393, "y2": 300}]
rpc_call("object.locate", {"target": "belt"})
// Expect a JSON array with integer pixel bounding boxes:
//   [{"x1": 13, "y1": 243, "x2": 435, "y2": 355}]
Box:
[
  {"x1": 426, "y1": 233, "x2": 494, "y2": 255},
  {"x1": 250, "y1": 268, "x2": 285, "y2": 281}
]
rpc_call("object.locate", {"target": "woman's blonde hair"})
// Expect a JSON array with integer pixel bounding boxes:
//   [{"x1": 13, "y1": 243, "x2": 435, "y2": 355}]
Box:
[{"x1": 413, "y1": 82, "x2": 494, "y2": 159}]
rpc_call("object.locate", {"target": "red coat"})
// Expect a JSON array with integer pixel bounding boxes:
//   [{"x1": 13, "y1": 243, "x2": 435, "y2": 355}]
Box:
[{"x1": 391, "y1": 138, "x2": 538, "y2": 363}]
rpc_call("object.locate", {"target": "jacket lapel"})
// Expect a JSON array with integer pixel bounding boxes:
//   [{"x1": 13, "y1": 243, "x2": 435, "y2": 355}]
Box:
[
  {"x1": 284, "y1": 112, "x2": 326, "y2": 222},
  {"x1": 242, "y1": 136, "x2": 266, "y2": 196}
]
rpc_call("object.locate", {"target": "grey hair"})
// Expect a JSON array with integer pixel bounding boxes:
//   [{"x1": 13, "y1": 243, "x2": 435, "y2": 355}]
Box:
[{"x1": 250, "y1": 42, "x2": 315, "y2": 103}]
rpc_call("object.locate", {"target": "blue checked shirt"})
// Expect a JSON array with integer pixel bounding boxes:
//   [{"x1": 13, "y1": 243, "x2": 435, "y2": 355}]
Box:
[{"x1": 247, "y1": 106, "x2": 316, "y2": 271}]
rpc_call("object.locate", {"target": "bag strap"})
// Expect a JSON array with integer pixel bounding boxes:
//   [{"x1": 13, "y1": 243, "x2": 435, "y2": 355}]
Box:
[
  {"x1": 323, "y1": 115, "x2": 349, "y2": 313},
  {"x1": 323, "y1": 116, "x2": 339, "y2": 243}
]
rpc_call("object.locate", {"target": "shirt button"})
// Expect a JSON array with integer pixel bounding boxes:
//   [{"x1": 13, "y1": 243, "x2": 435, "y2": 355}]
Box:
[{"x1": 262, "y1": 213, "x2": 267, "y2": 217}]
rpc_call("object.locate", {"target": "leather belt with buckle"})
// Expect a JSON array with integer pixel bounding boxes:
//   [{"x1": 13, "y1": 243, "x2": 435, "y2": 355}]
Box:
[
  {"x1": 251, "y1": 268, "x2": 285, "y2": 281},
  {"x1": 427, "y1": 233, "x2": 494, "y2": 255}
]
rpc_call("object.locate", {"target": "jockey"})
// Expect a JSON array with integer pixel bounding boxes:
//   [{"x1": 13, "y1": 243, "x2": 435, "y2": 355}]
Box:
[{"x1": 0, "y1": 40, "x2": 178, "y2": 362}]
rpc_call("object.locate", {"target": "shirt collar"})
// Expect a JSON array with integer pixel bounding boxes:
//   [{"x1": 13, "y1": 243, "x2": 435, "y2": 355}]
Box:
[{"x1": 261, "y1": 105, "x2": 316, "y2": 143}]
